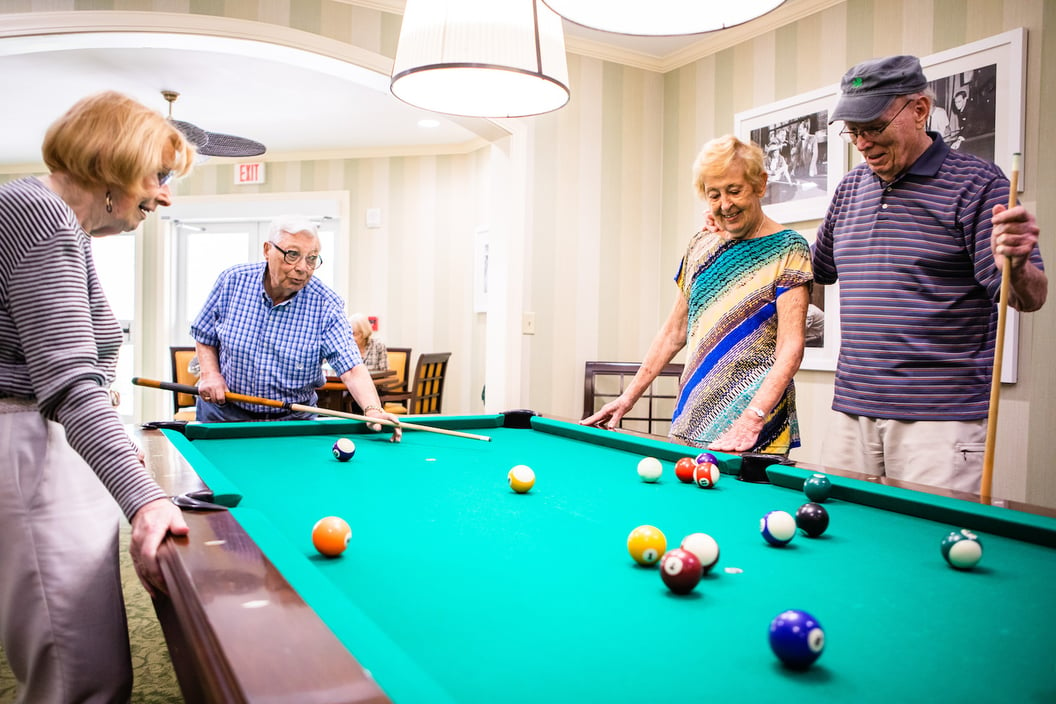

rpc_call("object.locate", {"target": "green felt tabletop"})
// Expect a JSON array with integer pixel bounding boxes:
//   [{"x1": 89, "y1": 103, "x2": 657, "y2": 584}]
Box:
[{"x1": 166, "y1": 415, "x2": 1056, "y2": 704}]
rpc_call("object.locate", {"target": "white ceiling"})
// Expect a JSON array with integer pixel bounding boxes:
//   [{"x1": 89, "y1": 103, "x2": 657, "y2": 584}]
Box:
[
  {"x1": 0, "y1": 17, "x2": 708, "y2": 168},
  {"x1": 0, "y1": 3, "x2": 823, "y2": 168}
]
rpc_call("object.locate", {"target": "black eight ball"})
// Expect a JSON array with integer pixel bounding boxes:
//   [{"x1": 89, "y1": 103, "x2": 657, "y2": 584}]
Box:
[{"x1": 795, "y1": 502, "x2": 830, "y2": 537}]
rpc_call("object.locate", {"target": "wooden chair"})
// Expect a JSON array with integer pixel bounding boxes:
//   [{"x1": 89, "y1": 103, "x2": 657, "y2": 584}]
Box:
[
  {"x1": 582, "y1": 361, "x2": 684, "y2": 436},
  {"x1": 170, "y1": 346, "x2": 199, "y2": 421},
  {"x1": 382, "y1": 352, "x2": 451, "y2": 415},
  {"x1": 384, "y1": 347, "x2": 412, "y2": 394}
]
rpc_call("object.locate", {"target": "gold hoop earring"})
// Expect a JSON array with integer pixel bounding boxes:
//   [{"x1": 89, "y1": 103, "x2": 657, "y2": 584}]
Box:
[{"x1": 105, "y1": 190, "x2": 113, "y2": 214}]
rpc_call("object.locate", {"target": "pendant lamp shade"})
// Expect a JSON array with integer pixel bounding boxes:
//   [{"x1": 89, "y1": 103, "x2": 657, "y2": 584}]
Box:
[
  {"x1": 391, "y1": 0, "x2": 570, "y2": 118},
  {"x1": 541, "y1": 0, "x2": 786, "y2": 36}
]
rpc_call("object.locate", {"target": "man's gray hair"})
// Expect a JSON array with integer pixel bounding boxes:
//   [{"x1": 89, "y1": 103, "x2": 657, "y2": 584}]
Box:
[{"x1": 267, "y1": 215, "x2": 319, "y2": 244}]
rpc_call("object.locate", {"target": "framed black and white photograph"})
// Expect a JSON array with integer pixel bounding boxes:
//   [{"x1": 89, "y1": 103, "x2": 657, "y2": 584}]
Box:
[
  {"x1": 734, "y1": 85, "x2": 845, "y2": 224},
  {"x1": 801, "y1": 281, "x2": 840, "y2": 372},
  {"x1": 920, "y1": 28, "x2": 1026, "y2": 189}
]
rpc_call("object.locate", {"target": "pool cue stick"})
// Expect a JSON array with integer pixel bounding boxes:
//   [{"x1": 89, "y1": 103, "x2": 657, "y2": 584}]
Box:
[
  {"x1": 980, "y1": 152, "x2": 1020, "y2": 500},
  {"x1": 132, "y1": 377, "x2": 492, "y2": 442}
]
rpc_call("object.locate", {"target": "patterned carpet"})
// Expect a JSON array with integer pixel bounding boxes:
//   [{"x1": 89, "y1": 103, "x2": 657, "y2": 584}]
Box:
[{"x1": 0, "y1": 520, "x2": 183, "y2": 703}]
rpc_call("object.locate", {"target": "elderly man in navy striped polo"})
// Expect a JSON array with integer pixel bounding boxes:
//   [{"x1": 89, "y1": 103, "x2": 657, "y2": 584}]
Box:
[{"x1": 813, "y1": 55, "x2": 1046, "y2": 494}]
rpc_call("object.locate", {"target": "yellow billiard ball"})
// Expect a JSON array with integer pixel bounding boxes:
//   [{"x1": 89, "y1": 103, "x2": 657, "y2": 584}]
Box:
[
  {"x1": 312, "y1": 516, "x2": 351, "y2": 557},
  {"x1": 627, "y1": 524, "x2": 667, "y2": 566},
  {"x1": 508, "y1": 464, "x2": 536, "y2": 493}
]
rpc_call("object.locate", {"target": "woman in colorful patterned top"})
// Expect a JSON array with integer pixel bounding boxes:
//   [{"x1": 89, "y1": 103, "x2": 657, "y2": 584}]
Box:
[{"x1": 583, "y1": 135, "x2": 813, "y2": 454}]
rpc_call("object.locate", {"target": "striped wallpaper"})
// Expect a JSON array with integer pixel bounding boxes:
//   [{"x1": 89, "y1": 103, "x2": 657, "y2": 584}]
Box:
[{"x1": 1, "y1": 0, "x2": 1053, "y2": 507}]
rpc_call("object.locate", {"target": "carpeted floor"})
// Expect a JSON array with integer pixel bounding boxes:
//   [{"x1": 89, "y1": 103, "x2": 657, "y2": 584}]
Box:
[{"x1": 0, "y1": 520, "x2": 183, "y2": 703}]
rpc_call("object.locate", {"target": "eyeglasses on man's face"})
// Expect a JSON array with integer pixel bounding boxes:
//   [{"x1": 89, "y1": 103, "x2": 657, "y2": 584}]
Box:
[
  {"x1": 839, "y1": 99, "x2": 914, "y2": 143},
  {"x1": 157, "y1": 170, "x2": 176, "y2": 187},
  {"x1": 272, "y1": 243, "x2": 323, "y2": 269}
]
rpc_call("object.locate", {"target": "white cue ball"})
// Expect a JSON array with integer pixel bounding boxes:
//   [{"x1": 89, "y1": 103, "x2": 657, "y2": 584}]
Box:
[
  {"x1": 681, "y1": 532, "x2": 720, "y2": 572},
  {"x1": 637, "y1": 457, "x2": 663, "y2": 482}
]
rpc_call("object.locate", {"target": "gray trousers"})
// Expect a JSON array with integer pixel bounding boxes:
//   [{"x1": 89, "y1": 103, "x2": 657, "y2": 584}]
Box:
[{"x1": 0, "y1": 403, "x2": 131, "y2": 703}]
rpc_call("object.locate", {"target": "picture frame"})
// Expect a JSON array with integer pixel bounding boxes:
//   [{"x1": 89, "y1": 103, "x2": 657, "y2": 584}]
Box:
[
  {"x1": 733, "y1": 84, "x2": 846, "y2": 224},
  {"x1": 801, "y1": 281, "x2": 840, "y2": 372},
  {"x1": 919, "y1": 27, "x2": 1026, "y2": 190}
]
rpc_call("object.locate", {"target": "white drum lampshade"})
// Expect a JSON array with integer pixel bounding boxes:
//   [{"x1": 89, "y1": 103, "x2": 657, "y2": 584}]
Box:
[
  {"x1": 541, "y1": 0, "x2": 786, "y2": 36},
  {"x1": 391, "y1": 0, "x2": 570, "y2": 118}
]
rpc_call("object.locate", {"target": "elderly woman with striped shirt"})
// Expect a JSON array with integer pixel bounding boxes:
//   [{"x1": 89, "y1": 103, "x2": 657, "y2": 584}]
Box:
[{"x1": 0, "y1": 92, "x2": 194, "y2": 702}]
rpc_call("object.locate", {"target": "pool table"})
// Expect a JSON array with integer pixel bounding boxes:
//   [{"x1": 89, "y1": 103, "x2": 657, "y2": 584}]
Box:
[{"x1": 145, "y1": 412, "x2": 1056, "y2": 704}]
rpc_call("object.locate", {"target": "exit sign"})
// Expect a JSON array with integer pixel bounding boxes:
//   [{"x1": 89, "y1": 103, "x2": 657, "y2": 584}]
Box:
[{"x1": 235, "y1": 162, "x2": 266, "y2": 185}]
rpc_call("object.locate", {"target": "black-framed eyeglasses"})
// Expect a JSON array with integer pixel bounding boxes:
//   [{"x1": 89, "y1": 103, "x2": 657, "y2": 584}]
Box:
[
  {"x1": 157, "y1": 170, "x2": 176, "y2": 187},
  {"x1": 839, "y1": 99, "x2": 914, "y2": 143},
  {"x1": 272, "y1": 243, "x2": 323, "y2": 269}
]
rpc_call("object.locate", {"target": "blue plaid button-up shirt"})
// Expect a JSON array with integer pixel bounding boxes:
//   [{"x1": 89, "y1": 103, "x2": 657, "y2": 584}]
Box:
[{"x1": 191, "y1": 262, "x2": 362, "y2": 413}]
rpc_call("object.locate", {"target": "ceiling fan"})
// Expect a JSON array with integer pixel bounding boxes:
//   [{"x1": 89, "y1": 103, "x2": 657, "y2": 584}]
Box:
[{"x1": 162, "y1": 90, "x2": 266, "y2": 158}]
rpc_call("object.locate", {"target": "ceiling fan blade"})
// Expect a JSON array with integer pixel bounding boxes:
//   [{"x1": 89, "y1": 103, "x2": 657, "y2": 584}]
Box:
[
  {"x1": 170, "y1": 119, "x2": 209, "y2": 149},
  {"x1": 198, "y1": 132, "x2": 267, "y2": 158}
]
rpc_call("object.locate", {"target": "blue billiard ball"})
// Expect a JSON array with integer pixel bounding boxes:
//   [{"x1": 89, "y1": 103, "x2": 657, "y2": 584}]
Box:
[
  {"x1": 760, "y1": 510, "x2": 796, "y2": 546},
  {"x1": 803, "y1": 473, "x2": 832, "y2": 502},
  {"x1": 332, "y1": 438, "x2": 356, "y2": 462},
  {"x1": 769, "y1": 609, "x2": 825, "y2": 668}
]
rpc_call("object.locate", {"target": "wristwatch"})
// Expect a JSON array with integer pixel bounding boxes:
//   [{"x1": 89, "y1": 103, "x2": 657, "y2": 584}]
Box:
[{"x1": 746, "y1": 405, "x2": 766, "y2": 419}]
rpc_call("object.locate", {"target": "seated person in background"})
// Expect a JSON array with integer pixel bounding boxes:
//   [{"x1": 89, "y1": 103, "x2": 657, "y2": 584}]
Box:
[
  {"x1": 191, "y1": 215, "x2": 402, "y2": 440},
  {"x1": 582, "y1": 135, "x2": 812, "y2": 455},
  {"x1": 349, "y1": 312, "x2": 388, "y2": 373}
]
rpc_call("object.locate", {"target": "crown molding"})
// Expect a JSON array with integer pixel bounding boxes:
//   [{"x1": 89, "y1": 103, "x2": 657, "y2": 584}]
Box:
[{"x1": 337, "y1": 0, "x2": 846, "y2": 74}]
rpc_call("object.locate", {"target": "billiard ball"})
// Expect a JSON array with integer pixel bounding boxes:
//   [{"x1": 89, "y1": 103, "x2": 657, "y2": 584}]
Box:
[
  {"x1": 941, "y1": 529, "x2": 983, "y2": 570},
  {"x1": 627, "y1": 525, "x2": 667, "y2": 566},
  {"x1": 637, "y1": 457, "x2": 663, "y2": 483},
  {"x1": 332, "y1": 438, "x2": 356, "y2": 462},
  {"x1": 695, "y1": 452, "x2": 718, "y2": 466},
  {"x1": 761, "y1": 510, "x2": 796, "y2": 546},
  {"x1": 803, "y1": 473, "x2": 832, "y2": 502},
  {"x1": 693, "y1": 461, "x2": 720, "y2": 489},
  {"x1": 659, "y1": 548, "x2": 703, "y2": 594},
  {"x1": 312, "y1": 516, "x2": 351, "y2": 557},
  {"x1": 508, "y1": 465, "x2": 536, "y2": 493},
  {"x1": 674, "y1": 457, "x2": 697, "y2": 483},
  {"x1": 769, "y1": 609, "x2": 825, "y2": 668},
  {"x1": 795, "y1": 502, "x2": 830, "y2": 538},
  {"x1": 680, "y1": 532, "x2": 720, "y2": 573}
]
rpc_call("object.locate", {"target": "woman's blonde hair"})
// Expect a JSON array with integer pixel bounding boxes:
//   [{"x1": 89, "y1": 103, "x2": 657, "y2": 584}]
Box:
[
  {"x1": 42, "y1": 91, "x2": 195, "y2": 191},
  {"x1": 349, "y1": 313, "x2": 373, "y2": 341},
  {"x1": 692, "y1": 134, "x2": 767, "y2": 198}
]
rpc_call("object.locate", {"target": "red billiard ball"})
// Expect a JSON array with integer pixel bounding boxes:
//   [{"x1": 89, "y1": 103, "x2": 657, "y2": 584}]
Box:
[
  {"x1": 312, "y1": 516, "x2": 351, "y2": 557},
  {"x1": 659, "y1": 548, "x2": 703, "y2": 594},
  {"x1": 693, "y1": 461, "x2": 720, "y2": 489},
  {"x1": 675, "y1": 457, "x2": 697, "y2": 483}
]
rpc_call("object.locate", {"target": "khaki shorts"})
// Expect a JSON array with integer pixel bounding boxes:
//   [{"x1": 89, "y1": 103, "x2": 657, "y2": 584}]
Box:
[{"x1": 820, "y1": 412, "x2": 985, "y2": 494}]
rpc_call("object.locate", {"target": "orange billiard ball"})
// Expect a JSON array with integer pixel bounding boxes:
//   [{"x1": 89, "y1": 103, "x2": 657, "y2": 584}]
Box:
[{"x1": 312, "y1": 516, "x2": 351, "y2": 557}]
